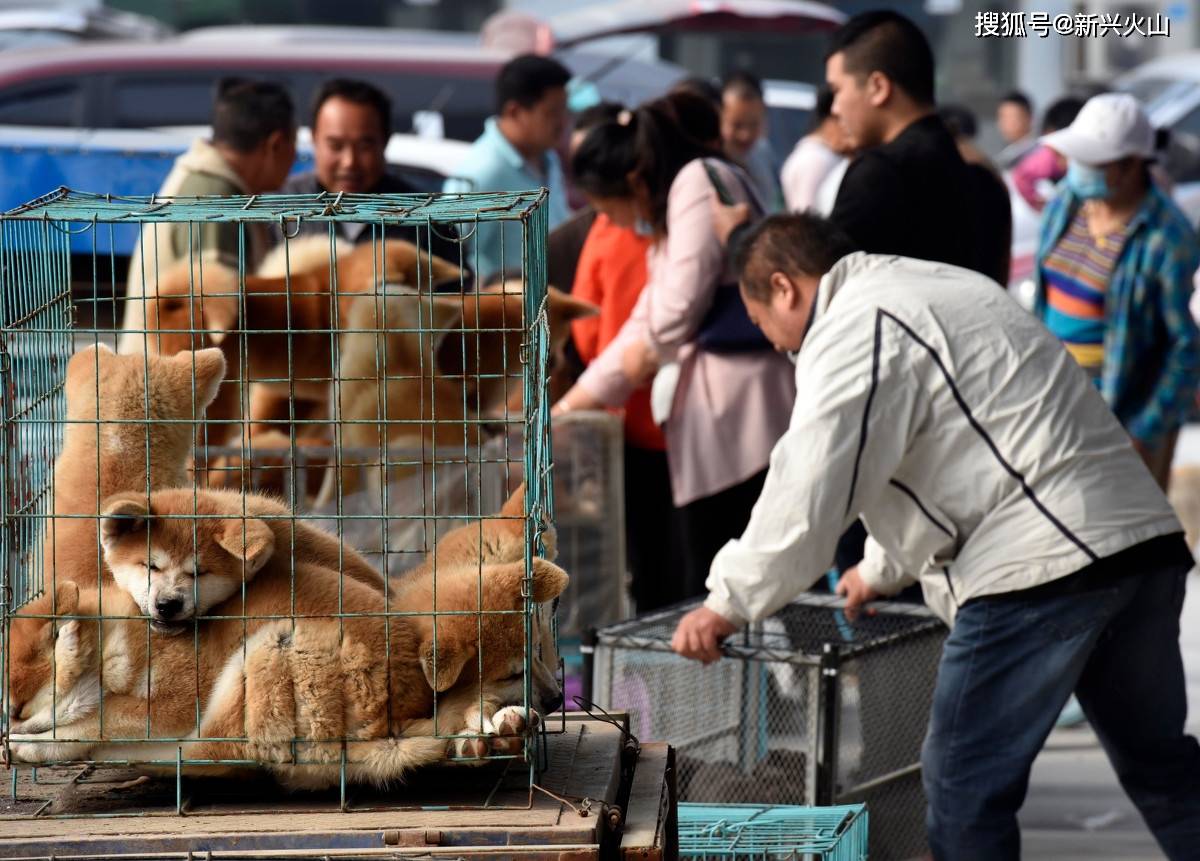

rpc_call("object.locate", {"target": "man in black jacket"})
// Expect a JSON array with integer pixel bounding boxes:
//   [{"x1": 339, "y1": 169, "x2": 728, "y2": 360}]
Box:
[
  {"x1": 825, "y1": 11, "x2": 1009, "y2": 284},
  {"x1": 279, "y1": 78, "x2": 463, "y2": 271}
]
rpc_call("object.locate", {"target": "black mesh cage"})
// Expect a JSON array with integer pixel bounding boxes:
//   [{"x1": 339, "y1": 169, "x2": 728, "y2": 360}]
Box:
[{"x1": 592, "y1": 593, "x2": 948, "y2": 860}]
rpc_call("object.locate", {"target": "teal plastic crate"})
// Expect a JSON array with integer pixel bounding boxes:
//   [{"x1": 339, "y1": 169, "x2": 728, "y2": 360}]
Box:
[{"x1": 678, "y1": 803, "x2": 868, "y2": 860}]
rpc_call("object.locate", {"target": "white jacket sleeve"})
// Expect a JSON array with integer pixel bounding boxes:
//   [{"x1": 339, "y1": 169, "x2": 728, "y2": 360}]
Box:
[
  {"x1": 703, "y1": 306, "x2": 921, "y2": 626},
  {"x1": 857, "y1": 534, "x2": 917, "y2": 596}
]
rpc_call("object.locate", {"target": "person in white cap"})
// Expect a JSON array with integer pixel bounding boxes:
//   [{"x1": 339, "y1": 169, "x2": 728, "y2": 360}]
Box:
[{"x1": 1033, "y1": 92, "x2": 1200, "y2": 490}]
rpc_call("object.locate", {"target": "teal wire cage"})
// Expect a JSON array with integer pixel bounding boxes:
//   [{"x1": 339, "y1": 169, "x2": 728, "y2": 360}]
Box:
[
  {"x1": 678, "y1": 803, "x2": 869, "y2": 861},
  {"x1": 0, "y1": 187, "x2": 558, "y2": 815}
]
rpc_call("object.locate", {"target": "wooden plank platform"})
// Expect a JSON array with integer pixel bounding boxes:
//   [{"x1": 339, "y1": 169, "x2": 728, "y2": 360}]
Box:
[{"x1": 0, "y1": 715, "x2": 674, "y2": 860}]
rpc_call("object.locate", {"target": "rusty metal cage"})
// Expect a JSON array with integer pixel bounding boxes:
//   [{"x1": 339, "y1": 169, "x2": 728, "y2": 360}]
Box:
[{"x1": 0, "y1": 187, "x2": 561, "y2": 817}]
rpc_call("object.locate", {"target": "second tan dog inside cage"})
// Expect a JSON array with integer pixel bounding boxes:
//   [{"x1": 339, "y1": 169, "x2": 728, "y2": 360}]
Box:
[
  {"x1": 44, "y1": 343, "x2": 226, "y2": 598},
  {"x1": 139, "y1": 238, "x2": 461, "y2": 444},
  {"x1": 100, "y1": 487, "x2": 386, "y2": 629},
  {"x1": 6, "y1": 484, "x2": 568, "y2": 790}
]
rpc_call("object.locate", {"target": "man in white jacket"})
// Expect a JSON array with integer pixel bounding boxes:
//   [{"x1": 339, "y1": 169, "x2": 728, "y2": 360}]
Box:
[{"x1": 671, "y1": 213, "x2": 1200, "y2": 859}]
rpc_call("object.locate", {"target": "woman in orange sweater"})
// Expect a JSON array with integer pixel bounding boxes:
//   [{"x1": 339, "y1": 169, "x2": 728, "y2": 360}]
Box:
[{"x1": 570, "y1": 208, "x2": 683, "y2": 611}]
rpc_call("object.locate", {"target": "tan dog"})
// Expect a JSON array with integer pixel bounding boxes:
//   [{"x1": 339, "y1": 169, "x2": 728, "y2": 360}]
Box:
[
  {"x1": 139, "y1": 239, "x2": 461, "y2": 448},
  {"x1": 42, "y1": 344, "x2": 225, "y2": 600},
  {"x1": 98, "y1": 487, "x2": 385, "y2": 629},
  {"x1": 435, "y1": 281, "x2": 598, "y2": 418},
  {"x1": 317, "y1": 287, "x2": 474, "y2": 504},
  {"x1": 6, "y1": 487, "x2": 567, "y2": 789}
]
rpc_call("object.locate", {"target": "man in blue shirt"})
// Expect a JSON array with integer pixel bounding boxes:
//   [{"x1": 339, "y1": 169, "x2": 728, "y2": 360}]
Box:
[{"x1": 444, "y1": 54, "x2": 572, "y2": 284}]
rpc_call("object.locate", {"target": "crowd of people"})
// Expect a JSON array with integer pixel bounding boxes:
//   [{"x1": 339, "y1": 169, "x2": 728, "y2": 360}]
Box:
[{"x1": 133, "y1": 8, "x2": 1200, "y2": 857}]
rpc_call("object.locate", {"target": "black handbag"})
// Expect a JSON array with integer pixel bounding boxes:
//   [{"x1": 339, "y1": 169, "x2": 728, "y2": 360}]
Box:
[{"x1": 695, "y1": 160, "x2": 772, "y2": 354}]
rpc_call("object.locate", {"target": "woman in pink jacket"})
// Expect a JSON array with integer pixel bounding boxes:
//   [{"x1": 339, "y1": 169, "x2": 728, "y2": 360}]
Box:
[{"x1": 554, "y1": 92, "x2": 796, "y2": 598}]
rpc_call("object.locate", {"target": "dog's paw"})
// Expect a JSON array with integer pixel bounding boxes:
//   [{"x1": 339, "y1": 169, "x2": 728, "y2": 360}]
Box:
[
  {"x1": 494, "y1": 705, "x2": 539, "y2": 736},
  {"x1": 447, "y1": 735, "x2": 490, "y2": 761},
  {"x1": 488, "y1": 706, "x2": 540, "y2": 756}
]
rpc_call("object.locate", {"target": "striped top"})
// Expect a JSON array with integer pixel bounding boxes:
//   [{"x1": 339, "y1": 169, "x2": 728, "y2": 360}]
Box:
[{"x1": 1041, "y1": 211, "x2": 1129, "y2": 378}]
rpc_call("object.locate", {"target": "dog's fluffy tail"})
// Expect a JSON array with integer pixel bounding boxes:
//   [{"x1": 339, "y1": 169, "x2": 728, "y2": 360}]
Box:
[{"x1": 274, "y1": 735, "x2": 449, "y2": 791}]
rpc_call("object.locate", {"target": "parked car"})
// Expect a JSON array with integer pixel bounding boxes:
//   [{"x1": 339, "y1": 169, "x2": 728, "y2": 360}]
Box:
[
  {"x1": 0, "y1": 7, "x2": 170, "y2": 52},
  {"x1": 0, "y1": 33, "x2": 693, "y2": 142}
]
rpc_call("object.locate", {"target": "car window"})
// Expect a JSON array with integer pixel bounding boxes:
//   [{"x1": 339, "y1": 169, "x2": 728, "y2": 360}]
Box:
[
  {"x1": 113, "y1": 75, "x2": 272, "y2": 129},
  {"x1": 0, "y1": 80, "x2": 84, "y2": 126}
]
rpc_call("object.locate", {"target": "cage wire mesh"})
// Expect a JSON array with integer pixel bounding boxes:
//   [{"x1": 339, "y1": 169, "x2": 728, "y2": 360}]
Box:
[
  {"x1": 677, "y1": 802, "x2": 868, "y2": 861},
  {"x1": 0, "y1": 187, "x2": 562, "y2": 816},
  {"x1": 593, "y1": 593, "x2": 947, "y2": 861}
]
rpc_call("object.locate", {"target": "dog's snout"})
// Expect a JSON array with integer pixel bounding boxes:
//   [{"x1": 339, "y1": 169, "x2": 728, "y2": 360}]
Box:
[
  {"x1": 155, "y1": 597, "x2": 184, "y2": 620},
  {"x1": 542, "y1": 691, "x2": 563, "y2": 715}
]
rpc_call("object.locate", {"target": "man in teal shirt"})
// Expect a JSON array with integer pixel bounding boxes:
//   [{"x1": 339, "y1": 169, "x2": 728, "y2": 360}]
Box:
[{"x1": 445, "y1": 54, "x2": 572, "y2": 283}]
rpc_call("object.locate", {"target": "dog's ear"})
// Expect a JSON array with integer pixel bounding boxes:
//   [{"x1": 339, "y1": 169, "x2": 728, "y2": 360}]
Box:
[
  {"x1": 52, "y1": 580, "x2": 80, "y2": 618},
  {"x1": 99, "y1": 494, "x2": 150, "y2": 550},
  {"x1": 547, "y1": 286, "x2": 599, "y2": 322},
  {"x1": 500, "y1": 483, "x2": 525, "y2": 519},
  {"x1": 66, "y1": 343, "x2": 115, "y2": 380},
  {"x1": 55, "y1": 619, "x2": 82, "y2": 655},
  {"x1": 419, "y1": 625, "x2": 474, "y2": 692},
  {"x1": 428, "y1": 296, "x2": 465, "y2": 334},
  {"x1": 217, "y1": 518, "x2": 275, "y2": 574},
  {"x1": 178, "y1": 347, "x2": 227, "y2": 412},
  {"x1": 198, "y1": 294, "x2": 239, "y2": 346}
]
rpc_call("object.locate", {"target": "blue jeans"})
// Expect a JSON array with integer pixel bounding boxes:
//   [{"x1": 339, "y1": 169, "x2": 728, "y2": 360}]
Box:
[{"x1": 923, "y1": 561, "x2": 1200, "y2": 860}]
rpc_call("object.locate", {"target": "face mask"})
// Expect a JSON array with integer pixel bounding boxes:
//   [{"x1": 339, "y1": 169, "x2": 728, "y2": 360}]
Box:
[
  {"x1": 633, "y1": 216, "x2": 655, "y2": 237},
  {"x1": 1066, "y1": 160, "x2": 1110, "y2": 200}
]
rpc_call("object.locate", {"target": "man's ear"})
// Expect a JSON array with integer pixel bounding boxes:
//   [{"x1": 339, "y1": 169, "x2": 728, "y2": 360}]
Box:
[
  {"x1": 99, "y1": 494, "x2": 150, "y2": 551},
  {"x1": 217, "y1": 519, "x2": 275, "y2": 574},
  {"x1": 866, "y1": 70, "x2": 892, "y2": 108},
  {"x1": 768, "y1": 271, "x2": 798, "y2": 308},
  {"x1": 418, "y1": 622, "x2": 474, "y2": 692}
]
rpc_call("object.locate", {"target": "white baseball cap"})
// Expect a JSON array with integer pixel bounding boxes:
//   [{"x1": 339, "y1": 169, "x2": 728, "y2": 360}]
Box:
[{"x1": 1040, "y1": 93, "x2": 1155, "y2": 166}]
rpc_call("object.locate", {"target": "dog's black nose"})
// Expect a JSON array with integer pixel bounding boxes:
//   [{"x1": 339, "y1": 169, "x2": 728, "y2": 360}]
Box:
[
  {"x1": 155, "y1": 597, "x2": 184, "y2": 619},
  {"x1": 543, "y1": 692, "x2": 563, "y2": 715}
]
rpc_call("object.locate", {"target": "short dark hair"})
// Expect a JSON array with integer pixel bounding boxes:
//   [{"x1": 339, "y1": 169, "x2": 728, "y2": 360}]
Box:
[
  {"x1": 311, "y1": 78, "x2": 392, "y2": 139},
  {"x1": 572, "y1": 90, "x2": 724, "y2": 232},
  {"x1": 670, "y1": 76, "x2": 722, "y2": 111},
  {"x1": 938, "y1": 103, "x2": 977, "y2": 139},
  {"x1": 212, "y1": 78, "x2": 295, "y2": 153},
  {"x1": 496, "y1": 54, "x2": 571, "y2": 114},
  {"x1": 723, "y1": 70, "x2": 764, "y2": 102},
  {"x1": 1042, "y1": 95, "x2": 1086, "y2": 134},
  {"x1": 827, "y1": 11, "x2": 935, "y2": 107},
  {"x1": 574, "y1": 101, "x2": 623, "y2": 135},
  {"x1": 735, "y1": 213, "x2": 858, "y2": 301},
  {"x1": 1000, "y1": 91, "x2": 1032, "y2": 114}
]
